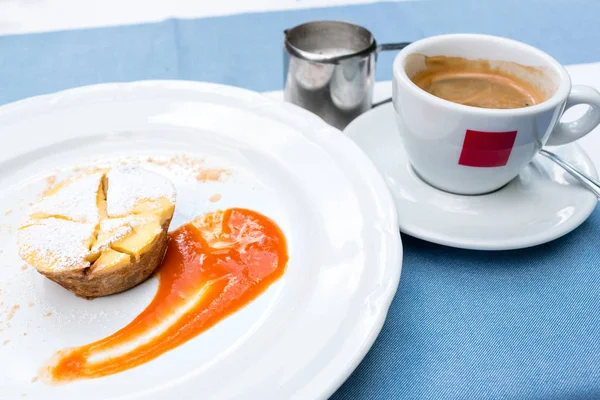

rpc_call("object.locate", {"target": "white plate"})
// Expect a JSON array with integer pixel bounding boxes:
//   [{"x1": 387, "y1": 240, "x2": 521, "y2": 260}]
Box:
[
  {"x1": 345, "y1": 103, "x2": 598, "y2": 250},
  {"x1": 0, "y1": 81, "x2": 402, "y2": 399}
]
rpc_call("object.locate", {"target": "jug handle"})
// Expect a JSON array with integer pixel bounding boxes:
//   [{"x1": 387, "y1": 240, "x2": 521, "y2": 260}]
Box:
[
  {"x1": 376, "y1": 42, "x2": 411, "y2": 53},
  {"x1": 371, "y1": 42, "x2": 411, "y2": 108}
]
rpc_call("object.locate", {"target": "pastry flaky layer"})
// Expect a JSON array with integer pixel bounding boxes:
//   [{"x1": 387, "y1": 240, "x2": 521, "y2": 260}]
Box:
[{"x1": 18, "y1": 166, "x2": 176, "y2": 298}]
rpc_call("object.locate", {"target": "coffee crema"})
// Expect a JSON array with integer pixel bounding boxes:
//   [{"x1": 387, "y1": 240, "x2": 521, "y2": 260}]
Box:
[{"x1": 410, "y1": 56, "x2": 547, "y2": 109}]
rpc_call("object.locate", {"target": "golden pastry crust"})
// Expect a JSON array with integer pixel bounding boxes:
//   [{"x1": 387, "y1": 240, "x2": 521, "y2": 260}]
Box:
[
  {"x1": 36, "y1": 219, "x2": 171, "y2": 298},
  {"x1": 18, "y1": 167, "x2": 176, "y2": 298}
]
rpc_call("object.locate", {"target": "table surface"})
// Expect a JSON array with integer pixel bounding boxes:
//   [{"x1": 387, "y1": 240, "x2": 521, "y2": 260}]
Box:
[{"x1": 1, "y1": 1, "x2": 600, "y2": 399}]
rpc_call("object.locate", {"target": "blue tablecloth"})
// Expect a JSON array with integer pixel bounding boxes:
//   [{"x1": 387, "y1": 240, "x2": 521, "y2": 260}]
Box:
[{"x1": 1, "y1": 1, "x2": 599, "y2": 398}]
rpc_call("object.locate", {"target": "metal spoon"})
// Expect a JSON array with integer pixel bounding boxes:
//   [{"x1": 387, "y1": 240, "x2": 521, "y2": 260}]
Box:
[{"x1": 539, "y1": 149, "x2": 600, "y2": 198}]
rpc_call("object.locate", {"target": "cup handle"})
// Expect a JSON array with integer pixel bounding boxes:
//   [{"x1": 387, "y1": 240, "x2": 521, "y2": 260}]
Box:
[
  {"x1": 376, "y1": 42, "x2": 411, "y2": 53},
  {"x1": 546, "y1": 85, "x2": 600, "y2": 146}
]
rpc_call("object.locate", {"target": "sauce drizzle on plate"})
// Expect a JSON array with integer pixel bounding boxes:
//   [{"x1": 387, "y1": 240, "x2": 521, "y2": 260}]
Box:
[{"x1": 47, "y1": 208, "x2": 288, "y2": 382}]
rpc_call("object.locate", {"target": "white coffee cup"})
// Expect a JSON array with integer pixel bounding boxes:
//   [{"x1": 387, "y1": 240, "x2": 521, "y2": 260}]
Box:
[{"x1": 392, "y1": 34, "x2": 600, "y2": 195}]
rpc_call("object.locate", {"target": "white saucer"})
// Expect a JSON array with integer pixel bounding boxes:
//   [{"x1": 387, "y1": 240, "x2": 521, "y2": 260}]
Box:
[{"x1": 345, "y1": 103, "x2": 598, "y2": 250}]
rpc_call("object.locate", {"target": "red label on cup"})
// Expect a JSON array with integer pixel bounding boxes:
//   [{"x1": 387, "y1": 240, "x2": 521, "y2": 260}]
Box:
[{"x1": 458, "y1": 129, "x2": 518, "y2": 167}]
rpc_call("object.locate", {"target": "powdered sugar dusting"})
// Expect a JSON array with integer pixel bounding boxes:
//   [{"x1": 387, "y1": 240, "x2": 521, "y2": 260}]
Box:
[
  {"x1": 29, "y1": 172, "x2": 104, "y2": 224},
  {"x1": 17, "y1": 219, "x2": 94, "y2": 271},
  {"x1": 106, "y1": 166, "x2": 176, "y2": 217},
  {"x1": 91, "y1": 217, "x2": 135, "y2": 252},
  {"x1": 18, "y1": 166, "x2": 176, "y2": 274},
  {"x1": 30, "y1": 172, "x2": 104, "y2": 224},
  {"x1": 100, "y1": 216, "x2": 136, "y2": 232}
]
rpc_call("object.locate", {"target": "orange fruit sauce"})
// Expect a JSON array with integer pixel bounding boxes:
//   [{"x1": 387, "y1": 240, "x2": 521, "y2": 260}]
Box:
[{"x1": 48, "y1": 208, "x2": 288, "y2": 382}]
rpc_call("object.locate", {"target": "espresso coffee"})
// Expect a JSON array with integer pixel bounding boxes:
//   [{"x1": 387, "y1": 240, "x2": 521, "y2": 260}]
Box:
[{"x1": 410, "y1": 56, "x2": 546, "y2": 109}]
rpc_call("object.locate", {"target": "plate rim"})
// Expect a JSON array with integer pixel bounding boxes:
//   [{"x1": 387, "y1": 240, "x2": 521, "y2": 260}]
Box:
[
  {"x1": 0, "y1": 80, "x2": 403, "y2": 399},
  {"x1": 345, "y1": 102, "x2": 598, "y2": 251}
]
